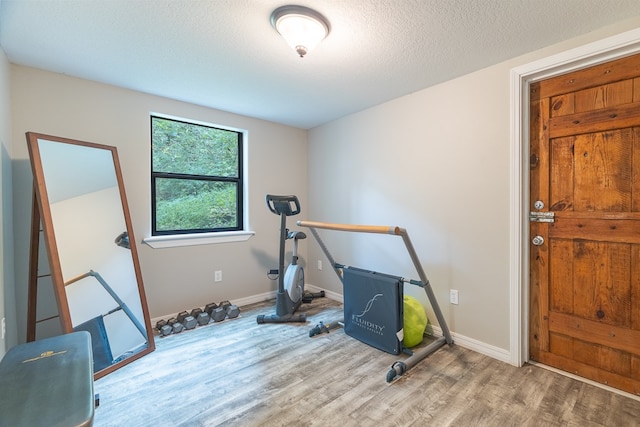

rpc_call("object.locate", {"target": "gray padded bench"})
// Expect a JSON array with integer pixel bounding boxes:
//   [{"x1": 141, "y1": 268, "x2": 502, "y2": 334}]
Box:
[{"x1": 0, "y1": 331, "x2": 94, "y2": 427}]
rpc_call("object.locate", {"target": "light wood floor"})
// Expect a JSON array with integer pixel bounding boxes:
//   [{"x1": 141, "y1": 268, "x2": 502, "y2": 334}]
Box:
[{"x1": 93, "y1": 298, "x2": 640, "y2": 426}]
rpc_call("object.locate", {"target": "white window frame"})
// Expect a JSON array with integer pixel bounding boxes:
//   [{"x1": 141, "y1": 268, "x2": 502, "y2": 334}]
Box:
[{"x1": 143, "y1": 113, "x2": 254, "y2": 248}]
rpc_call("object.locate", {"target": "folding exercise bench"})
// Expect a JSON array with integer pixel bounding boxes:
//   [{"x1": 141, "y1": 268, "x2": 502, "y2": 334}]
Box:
[
  {"x1": 297, "y1": 220, "x2": 454, "y2": 382},
  {"x1": 0, "y1": 331, "x2": 95, "y2": 427}
]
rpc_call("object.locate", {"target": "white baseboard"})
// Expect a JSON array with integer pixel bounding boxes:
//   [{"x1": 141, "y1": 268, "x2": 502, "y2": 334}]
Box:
[
  {"x1": 229, "y1": 290, "x2": 278, "y2": 308},
  {"x1": 150, "y1": 284, "x2": 511, "y2": 366},
  {"x1": 150, "y1": 291, "x2": 278, "y2": 326},
  {"x1": 150, "y1": 284, "x2": 341, "y2": 326},
  {"x1": 429, "y1": 325, "x2": 511, "y2": 364},
  {"x1": 309, "y1": 286, "x2": 511, "y2": 364},
  {"x1": 305, "y1": 283, "x2": 343, "y2": 303}
]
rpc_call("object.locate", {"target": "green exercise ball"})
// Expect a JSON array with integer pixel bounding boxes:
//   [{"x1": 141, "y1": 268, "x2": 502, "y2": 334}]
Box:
[{"x1": 403, "y1": 295, "x2": 428, "y2": 348}]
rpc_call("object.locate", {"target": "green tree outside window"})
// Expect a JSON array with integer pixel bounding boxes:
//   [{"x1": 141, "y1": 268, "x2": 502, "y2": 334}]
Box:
[{"x1": 151, "y1": 116, "x2": 243, "y2": 235}]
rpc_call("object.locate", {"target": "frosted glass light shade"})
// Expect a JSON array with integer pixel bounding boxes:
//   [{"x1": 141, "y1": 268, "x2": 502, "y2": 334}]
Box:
[{"x1": 271, "y1": 6, "x2": 330, "y2": 58}]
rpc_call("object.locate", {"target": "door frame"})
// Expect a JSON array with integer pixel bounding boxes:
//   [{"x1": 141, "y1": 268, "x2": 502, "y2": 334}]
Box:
[{"x1": 510, "y1": 27, "x2": 640, "y2": 366}]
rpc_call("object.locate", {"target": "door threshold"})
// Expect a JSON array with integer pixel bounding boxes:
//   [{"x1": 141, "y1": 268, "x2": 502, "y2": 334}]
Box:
[{"x1": 528, "y1": 361, "x2": 640, "y2": 402}]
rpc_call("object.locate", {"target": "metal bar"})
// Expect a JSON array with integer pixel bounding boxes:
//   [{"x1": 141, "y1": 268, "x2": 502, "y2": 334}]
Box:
[
  {"x1": 299, "y1": 219, "x2": 454, "y2": 382},
  {"x1": 88, "y1": 270, "x2": 148, "y2": 339},
  {"x1": 65, "y1": 270, "x2": 147, "y2": 339},
  {"x1": 275, "y1": 210, "x2": 288, "y2": 316},
  {"x1": 308, "y1": 227, "x2": 343, "y2": 284},
  {"x1": 301, "y1": 220, "x2": 453, "y2": 343},
  {"x1": 387, "y1": 336, "x2": 447, "y2": 382},
  {"x1": 298, "y1": 220, "x2": 399, "y2": 235},
  {"x1": 398, "y1": 229, "x2": 453, "y2": 345},
  {"x1": 335, "y1": 263, "x2": 426, "y2": 288}
]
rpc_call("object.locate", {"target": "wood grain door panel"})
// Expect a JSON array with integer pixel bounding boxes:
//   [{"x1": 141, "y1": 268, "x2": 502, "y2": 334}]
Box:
[{"x1": 529, "y1": 53, "x2": 640, "y2": 396}]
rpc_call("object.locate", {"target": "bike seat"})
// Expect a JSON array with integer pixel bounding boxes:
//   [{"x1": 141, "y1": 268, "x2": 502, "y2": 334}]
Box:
[{"x1": 287, "y1": 231, "x2": 307, "y2": 240}]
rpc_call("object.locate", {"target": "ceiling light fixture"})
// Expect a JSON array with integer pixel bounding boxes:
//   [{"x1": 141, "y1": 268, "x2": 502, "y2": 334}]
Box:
[{"x1": 270, "y1": 5, "x2": 330, "y2": 58}]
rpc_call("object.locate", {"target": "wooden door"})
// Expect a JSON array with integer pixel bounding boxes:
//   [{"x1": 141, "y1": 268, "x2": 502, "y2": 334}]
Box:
[{"x1": 529, "y1": 52, "x2": 640, "y2": 395}]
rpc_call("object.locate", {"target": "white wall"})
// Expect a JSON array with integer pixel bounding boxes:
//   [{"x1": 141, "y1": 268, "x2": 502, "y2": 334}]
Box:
[
  {"x1": 306, "y1": 18, "x2": 640, "y2": 355},
  {"x1": 51, "y1": 187, "x2": 143, "y2": 325},
  {"x1": 0, "y1": 45, "x2": 14, "y2": 357},
  {"x1": 11, "y1": 66, "x2": 308, "y2": 342}
]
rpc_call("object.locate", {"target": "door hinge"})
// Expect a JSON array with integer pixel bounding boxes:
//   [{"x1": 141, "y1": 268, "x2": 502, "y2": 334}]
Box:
[{"x1": 529, "y1": 211, "x2": 555, "y2": 223}]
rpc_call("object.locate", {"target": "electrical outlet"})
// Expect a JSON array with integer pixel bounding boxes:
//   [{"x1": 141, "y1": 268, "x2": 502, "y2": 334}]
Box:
[
  {"x1": 450, "y1": 289, "x2": 459, "y2": 305},
  {"x1": 1, "y1": 318, "x2": 5, "y2": 340},
  {"x1": 317, "y1": 260, "x2": 323, "y2": 270},
  {"x1": 214, "y1": 270, "x2": 222, "y2": 282}
]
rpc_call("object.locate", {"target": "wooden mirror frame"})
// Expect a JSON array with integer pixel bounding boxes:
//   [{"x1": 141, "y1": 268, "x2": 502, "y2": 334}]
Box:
[{"x1": 26, "y1": 132, "x2": 155, "y2": 379}]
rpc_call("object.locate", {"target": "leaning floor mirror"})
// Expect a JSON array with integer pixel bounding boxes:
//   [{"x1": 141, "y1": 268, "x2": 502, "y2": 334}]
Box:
[{"x1": 26, "y1": 132, "x2": 155, "y2": 379}]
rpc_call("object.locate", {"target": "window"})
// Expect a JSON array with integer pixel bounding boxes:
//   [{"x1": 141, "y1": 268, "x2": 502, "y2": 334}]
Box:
[{"x1": 151, "y1": 115, "x2": 243, "y2": 236}]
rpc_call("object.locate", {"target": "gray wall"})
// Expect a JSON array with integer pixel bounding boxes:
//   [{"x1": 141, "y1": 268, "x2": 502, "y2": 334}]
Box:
[
  {"x1": 3, "y1": 16, "x2": 640, "y2": 360},
  {"x1": 0, "y1": 46, "x2": 14, "y2": 357},
  {"x1": 9, "y1": 66, "x2": 308, "y2": 343},
  {"x1": 305, "y1": 18, "x2": 640, "y2": 357}
]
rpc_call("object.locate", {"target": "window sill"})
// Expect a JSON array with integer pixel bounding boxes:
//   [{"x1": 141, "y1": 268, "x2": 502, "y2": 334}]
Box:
[{"x1": 143, "y1": 231, "x2": 255, "y2": 249}]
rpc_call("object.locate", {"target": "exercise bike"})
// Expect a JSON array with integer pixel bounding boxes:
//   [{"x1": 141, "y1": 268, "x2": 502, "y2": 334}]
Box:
[{"x1": 257, "y1": 194, "x2": 324, "y2": 324}]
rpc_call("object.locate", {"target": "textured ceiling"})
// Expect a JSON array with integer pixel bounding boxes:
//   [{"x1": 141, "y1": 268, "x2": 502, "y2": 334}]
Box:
[{"x1": 1, "y1": 0, "x2": 640, "y2": 129}]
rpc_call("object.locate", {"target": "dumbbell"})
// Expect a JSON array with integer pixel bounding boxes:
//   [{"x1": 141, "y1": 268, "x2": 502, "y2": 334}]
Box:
[
  {"x1": 176, "y1": 311, "x2": 189, "y2": 323},
  {"x1": 225, "y1": 304, "x2": 240, "y2": 319},
  {"x1": 189, "y1": 307, "x2": 210, "y2": 327},
  {"x1": 167, "y1": 317, "x2": 184, "y2": 333},
  {"x1": 196, "y1": 311, "x2": 210, "y2": 326},
  {"x1": 156, "y1": 319, "x2": 172, "y2": 337},
  {"x1": 204, "y1": 302, "x2": 218, "y2": 315},
  {"x1": 175, "y1": 310, "x2": 196, "y2": 330},
  {"x1": 165, "y1": 316, "x2": 184, "y2": 334},
  {"x1": 204, "y1": 302, "x2": 226, "y2": 322},
  {"x1": 219, "y1": 301, "x2": 240, "y2": 319},
  {"x1": 183, "y1": 316, "x2": 197, "y2": 330},
  {"x1": 211, "y1": 307, "x2": 226, "y2": 322},
  {"x1": 155, "y1": 319, "x2": 167, "y2": 331}
]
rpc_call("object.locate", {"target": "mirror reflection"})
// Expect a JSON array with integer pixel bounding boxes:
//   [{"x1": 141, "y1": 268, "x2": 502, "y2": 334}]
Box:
[{"x1": 27, "y1": 133, "x2": 155, "y2": 377}]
